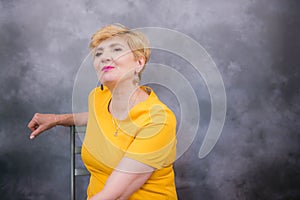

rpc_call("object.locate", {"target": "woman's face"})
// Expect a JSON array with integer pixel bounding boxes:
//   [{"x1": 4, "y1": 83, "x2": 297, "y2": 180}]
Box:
[{"x1": 93, "y1": 36, "x2": 140, "y2": 86}]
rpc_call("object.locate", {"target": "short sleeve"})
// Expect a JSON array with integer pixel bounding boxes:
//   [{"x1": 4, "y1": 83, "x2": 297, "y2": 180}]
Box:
[{"x1": 124, "y1": 104, "x2": 177, "y2": 169}]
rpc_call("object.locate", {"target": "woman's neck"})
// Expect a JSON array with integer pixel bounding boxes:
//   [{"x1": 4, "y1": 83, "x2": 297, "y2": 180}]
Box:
[{"x1": 107, "y1": 82, "x2": 141, "y2": 120}]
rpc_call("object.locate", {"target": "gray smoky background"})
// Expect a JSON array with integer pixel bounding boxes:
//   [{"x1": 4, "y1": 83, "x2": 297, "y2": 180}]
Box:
[{"x1": 0, "y1": 0, "x2": 300, "y2": 200}]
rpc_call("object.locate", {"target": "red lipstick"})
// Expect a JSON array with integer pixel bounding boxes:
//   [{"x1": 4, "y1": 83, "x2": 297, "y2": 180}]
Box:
[{"x1": 102, "y1": 66, "x2": 115, "y2": 72}]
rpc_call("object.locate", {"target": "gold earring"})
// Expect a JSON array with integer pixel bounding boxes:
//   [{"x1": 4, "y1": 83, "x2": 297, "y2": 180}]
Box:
[{"x1": 133, "y1": 70, "x2": 140, "y2": 86}]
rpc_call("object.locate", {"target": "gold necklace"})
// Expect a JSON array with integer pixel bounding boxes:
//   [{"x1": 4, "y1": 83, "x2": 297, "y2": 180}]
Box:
[
  {"x1": 112, "y1": 117, "x2": 120, "y2": 136},
  {"x1": 111, "y1": 87, "x2": 141, "y2": 137}
]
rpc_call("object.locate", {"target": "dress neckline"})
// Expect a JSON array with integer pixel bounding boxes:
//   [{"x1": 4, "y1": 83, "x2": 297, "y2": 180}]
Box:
[{"x1": 104, "y1": 86, "x2": 152, "y2": 122}]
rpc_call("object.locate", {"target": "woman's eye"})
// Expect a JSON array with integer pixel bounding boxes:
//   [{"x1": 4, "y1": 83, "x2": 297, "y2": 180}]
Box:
[
  {"x1": 113, "y1": 48, "x2": 122, "y2": 52},
  {"x1": 95, "y1": 52, "x2": 102, "y2": 57}
]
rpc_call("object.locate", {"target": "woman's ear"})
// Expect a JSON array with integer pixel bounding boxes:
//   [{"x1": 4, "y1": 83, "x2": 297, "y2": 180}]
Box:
[
  {"x1": 137, "y1": 57, "x2": 146, "y2": 67},
  {"x1": 136, "y1": 57, "x2": 146, "y2": 72}
]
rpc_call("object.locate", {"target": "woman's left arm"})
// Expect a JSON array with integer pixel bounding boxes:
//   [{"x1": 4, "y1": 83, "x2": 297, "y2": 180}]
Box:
[{"x1": 90, "y1": 157, "x2": 154, "y2": 200}]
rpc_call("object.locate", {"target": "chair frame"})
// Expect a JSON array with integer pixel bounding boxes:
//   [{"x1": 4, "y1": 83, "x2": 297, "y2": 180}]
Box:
[{"x1": 70, "y1": 126, "x2": 89, "y2": 200}]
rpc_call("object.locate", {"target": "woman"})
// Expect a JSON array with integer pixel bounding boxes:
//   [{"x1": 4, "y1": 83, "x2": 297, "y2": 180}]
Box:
[{"x1": 28, "y1": 24, "x2": 177, "y2": 200}]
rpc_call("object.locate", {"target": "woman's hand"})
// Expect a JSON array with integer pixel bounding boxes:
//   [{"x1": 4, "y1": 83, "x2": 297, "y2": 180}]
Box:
[
  {"x1": 27, "y1": 113, "x2": 57, "y2": 140},
  {"x1": 27, "y1": 112, "x2": 88, "y2": 140}
]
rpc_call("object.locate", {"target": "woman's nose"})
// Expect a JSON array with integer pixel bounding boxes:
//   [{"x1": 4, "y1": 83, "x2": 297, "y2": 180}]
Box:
[{"x1": 101, "y1": 51, "x2": 112, "y2": 64}]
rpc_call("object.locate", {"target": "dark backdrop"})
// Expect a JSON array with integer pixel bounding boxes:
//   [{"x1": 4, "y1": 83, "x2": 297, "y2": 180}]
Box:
[{"x1": 0, "y1": 0, "x2": 299, "y2": 199}]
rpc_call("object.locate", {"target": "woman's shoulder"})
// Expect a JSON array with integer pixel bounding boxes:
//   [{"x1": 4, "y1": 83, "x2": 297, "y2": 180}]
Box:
[{"x1": 135, "y1": 86, "x2": 177, "y2": 124}]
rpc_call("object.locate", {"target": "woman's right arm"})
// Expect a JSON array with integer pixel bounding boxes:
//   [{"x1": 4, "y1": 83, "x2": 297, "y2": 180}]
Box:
[{"x1": 27, "y1": 112, "x2": 88, "y2": 140}]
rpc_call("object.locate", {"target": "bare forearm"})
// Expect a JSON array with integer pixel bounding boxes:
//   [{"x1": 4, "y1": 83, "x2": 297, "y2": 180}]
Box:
[
  {"x1": 89, "y1": 158, "x2": 154, "y2": 200},
  {"x1": 117, "y1": 176, "x2": 149, "y2": 199},
  {"x1": 56, "y1": 112, "x2": 88, "y2": 126},
  {"x1": 91, "y1": 169, "x2": 152, "y2": 200},
  {"x1": 28, "y1": 112, "x2": 88, "y2": 139}
]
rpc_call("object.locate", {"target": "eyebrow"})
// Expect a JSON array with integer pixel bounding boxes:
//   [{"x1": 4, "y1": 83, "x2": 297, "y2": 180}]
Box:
[{"x1": 96, "y1": 43, "x2": 126, "y2": 51}]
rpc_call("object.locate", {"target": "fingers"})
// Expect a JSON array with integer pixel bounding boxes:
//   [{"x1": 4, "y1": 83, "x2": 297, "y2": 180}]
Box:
[
  {"x1": 27, "y1": 118, "x2": 38, "y2": 132},
  {"x1": 28, "y1": 113, "x2": 43, "y2": 140},
  {"x1": 27, "y1": 113, "x2": 57, "y2": 140},
  {"x1": 30, "y1": 126, "x2": 43, "y2": 140},
  {"x1": 27, "y1": 113, "x2": 40, "y2": 130}
]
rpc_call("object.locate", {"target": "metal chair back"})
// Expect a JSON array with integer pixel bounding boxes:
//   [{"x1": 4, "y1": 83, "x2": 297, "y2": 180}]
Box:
[{"x1": 70, "y1": 126, "x2": 90, "y2": 200}]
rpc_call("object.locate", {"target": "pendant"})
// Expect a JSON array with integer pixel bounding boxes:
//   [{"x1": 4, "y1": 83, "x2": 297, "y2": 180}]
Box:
[{"x1": 112, "y1": 117, "x2": 119, "y2": 137}]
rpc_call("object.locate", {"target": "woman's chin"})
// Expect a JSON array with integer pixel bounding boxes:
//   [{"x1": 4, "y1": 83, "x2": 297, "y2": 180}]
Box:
[
  {"x1": 99, "y1": 80, "x2": 117, "y2": 88},
  {"x1": 99, "y1": 76, "x2": 117, "y2": 85}
]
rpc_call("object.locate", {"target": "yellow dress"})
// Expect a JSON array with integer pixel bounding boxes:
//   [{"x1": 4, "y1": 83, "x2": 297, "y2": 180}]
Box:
[{"x1": 81, "y1": 86, "x2": 178, "y2": 200}]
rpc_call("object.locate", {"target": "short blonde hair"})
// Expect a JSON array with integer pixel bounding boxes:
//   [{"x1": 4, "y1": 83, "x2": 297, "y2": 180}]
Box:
[{"x1": 90, "y1": 24, "x2": 151, "y2": 79}]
